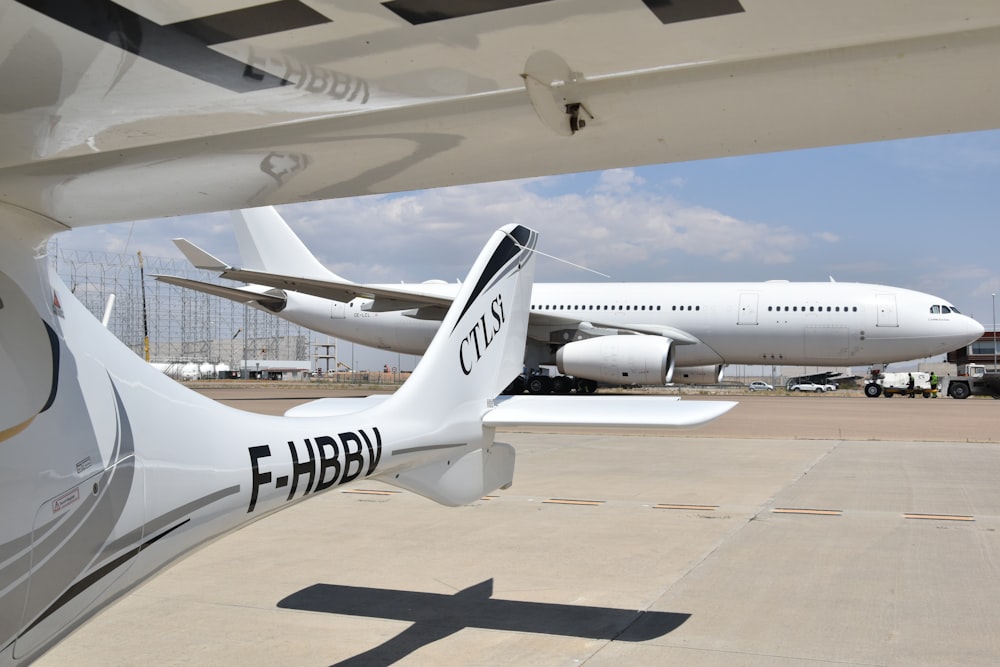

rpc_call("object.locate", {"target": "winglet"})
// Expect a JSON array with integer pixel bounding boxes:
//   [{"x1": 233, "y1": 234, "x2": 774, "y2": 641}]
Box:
[{"x1": 173, "y1": 239, "x2": 231, "y2": 271}]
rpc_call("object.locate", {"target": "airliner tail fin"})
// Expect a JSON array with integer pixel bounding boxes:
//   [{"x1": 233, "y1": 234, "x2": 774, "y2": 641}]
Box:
[{"x1": 233, "y1": 207, "x2": 347, "y2": 281}]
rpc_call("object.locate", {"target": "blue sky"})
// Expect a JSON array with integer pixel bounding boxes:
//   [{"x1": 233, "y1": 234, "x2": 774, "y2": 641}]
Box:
[{"x1": 59, "y1": 128, "x2": 1000, "y2": 369}]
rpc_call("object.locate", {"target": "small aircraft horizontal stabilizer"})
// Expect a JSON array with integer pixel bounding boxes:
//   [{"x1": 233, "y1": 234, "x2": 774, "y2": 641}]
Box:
[{"x1": 484, "y1": 395, "x2": 736, "y2": 430}]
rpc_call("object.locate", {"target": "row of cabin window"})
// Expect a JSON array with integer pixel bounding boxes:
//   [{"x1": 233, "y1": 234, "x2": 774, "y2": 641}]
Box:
[
  {"x1": 531, "y1": 305, "x2": 701, "y2": 311},
  {"x1": 767, "y1": 306, "x2": 859, "y2": 312}
]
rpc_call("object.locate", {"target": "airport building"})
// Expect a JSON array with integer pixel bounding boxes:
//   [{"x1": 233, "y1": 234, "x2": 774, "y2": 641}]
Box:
[{"x1": 947, "y1": 330, "x2": 999, "y2": 371}]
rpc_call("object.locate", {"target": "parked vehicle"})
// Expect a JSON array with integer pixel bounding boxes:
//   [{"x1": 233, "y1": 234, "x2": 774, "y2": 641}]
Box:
[
  {"x1": 748, "y1": 381, "x2": 774, "y2": 391},
  {"x1": 864, "y1": 371, "x2": 935, "y2": 398},
  {"x1": 941, "y1": 364, "x2": 1000, "y2": 399},
  {"x1": 788, "y1": 381, "x2": 836, "y2": 392},
  {"x1": 866, "y1": 365, "x2": 1000, "y2": 399}
]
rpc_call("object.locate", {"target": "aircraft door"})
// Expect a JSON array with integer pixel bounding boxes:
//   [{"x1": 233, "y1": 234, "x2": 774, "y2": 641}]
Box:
[
  {"x1": 876, "y1": 293, "x2": 898, "y2": 327},
  {"x1": 737, "y1": 292, "x2": 759, "y2": 325}
]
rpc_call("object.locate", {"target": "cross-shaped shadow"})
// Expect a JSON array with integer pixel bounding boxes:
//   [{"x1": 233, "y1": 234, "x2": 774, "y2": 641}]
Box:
[{"x1": 278, "y1": 578, "x2": 689, "y2": 666}]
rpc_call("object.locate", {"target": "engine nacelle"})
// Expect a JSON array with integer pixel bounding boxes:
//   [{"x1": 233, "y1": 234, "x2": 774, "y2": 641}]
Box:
[
  {"x1": 671, "y1": 364, "x2": 725, "y2": 385},
  {"x1": 556, "y1": 336, "x2": 675, "y2": 386}
]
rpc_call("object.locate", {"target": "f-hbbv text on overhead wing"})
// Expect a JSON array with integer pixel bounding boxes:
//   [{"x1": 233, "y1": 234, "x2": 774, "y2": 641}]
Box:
[{"x1": 3, "y1": 1, "x2": 1000, "y2": 227}]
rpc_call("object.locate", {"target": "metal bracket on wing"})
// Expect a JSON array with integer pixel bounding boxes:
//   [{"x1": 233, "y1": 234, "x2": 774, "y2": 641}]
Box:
[{"x1": 521, "y1": 50, "x2": 593, "y2": 136}]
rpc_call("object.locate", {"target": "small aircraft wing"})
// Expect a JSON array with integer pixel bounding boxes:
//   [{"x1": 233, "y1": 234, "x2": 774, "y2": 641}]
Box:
[
  {"x1": 484, "y1": 395, "x2": 736, "y2": 430},
  {"x1": 218, "y1": 268, "x2": 454, "y2": 312},
  {"x1": 152, "y1": 274, "x2": 286, "y2": 312},
  {"x1": 5, "y1": 3, "x2": 1000, "y2": 228}
]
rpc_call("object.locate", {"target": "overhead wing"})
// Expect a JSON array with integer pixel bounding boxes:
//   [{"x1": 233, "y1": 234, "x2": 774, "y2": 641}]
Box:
[
  {"x1": 3, "y1": 1, "x2": 1000, "y2": 227},
  {"x1": 152, "y1": 274, "x2": 287, "y2": 312}
]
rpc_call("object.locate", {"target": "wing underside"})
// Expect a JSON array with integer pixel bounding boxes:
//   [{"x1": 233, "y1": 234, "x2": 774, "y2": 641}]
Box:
[
  {"x1": 152, "y1": 275, "x2": 286, "y2": 311},
  {"x1": 2, "y1": 1, "x2": 1000, "y2": 227}
]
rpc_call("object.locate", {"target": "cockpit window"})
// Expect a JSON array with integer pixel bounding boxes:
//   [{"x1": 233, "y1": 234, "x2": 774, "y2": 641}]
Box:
[
  {"x1": 942, "y1": 305, "x2": 952, "y2": 314},
  {"x1": 931, "y1": 305, "x2": 940, "y2": 314},
  {"x1": 948, "y1": 306, "x2": 960, "y2": 314}
]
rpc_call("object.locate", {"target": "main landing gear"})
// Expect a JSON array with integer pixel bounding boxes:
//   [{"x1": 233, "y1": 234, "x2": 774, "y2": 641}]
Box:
[{"x1": 503, "y1": 375, "x2": 598, "y2": 395}]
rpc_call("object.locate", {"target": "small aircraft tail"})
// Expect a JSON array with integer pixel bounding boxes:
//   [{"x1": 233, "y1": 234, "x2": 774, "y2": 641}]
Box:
[
  {"x1": 233, "y1": 206, "x2": 347, "y2": 281},
  {"x1": 356, "y1": 224, "x2": 537, "y2": 505},
  {"x1": 389, "y1": 224, "x2": 537, "y2": 409}
]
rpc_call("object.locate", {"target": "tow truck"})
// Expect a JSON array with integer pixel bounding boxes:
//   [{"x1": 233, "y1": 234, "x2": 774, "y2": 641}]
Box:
[{"x1": 941, "y1": 364, "x2": 1000, "y2": 399}]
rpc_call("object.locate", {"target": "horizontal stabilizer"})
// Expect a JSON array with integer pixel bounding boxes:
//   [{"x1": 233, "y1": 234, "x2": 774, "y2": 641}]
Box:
[
  {"x1": 153, "y1": 275, "x2": 286, "y2": 311},
  {"x1": 172, "y1": 239, "x2": 231, "y2": 271},
  {"x1": 484, "y1": 395, "x2": 736, "y2": 430},
  {"x1": 283, "y1": 395, "x2": 391, "y2": 418}
]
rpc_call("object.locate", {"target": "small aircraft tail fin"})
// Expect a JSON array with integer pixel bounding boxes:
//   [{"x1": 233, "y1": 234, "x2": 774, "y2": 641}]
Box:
[
  {"x1": 388, "y1": 223, "x2": 537, "y2": 416},
  {"x1": 233, "y1": 207, "x2": 347, "y2": 281},
  {"x1": 359, "y1": 223, "x2": 535, "y2": 505}
]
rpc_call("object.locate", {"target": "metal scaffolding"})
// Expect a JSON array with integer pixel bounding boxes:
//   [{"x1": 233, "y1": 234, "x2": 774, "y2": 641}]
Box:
[{"x1": 48, "y1": 243, "x2": 310, "y2": 367}]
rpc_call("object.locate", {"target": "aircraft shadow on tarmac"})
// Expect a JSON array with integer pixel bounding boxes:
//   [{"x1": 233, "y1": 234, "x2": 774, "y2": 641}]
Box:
[{"x1": 277, "y1": 578, "x2": 689, "y2": 666}]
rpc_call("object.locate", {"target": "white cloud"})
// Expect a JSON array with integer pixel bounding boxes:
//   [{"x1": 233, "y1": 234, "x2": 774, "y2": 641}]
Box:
[
  {"x1": 54, "y1": 170, "x2": 811, "y2": 285},
  {"x1": 595, "y1": 168, "x2": 646, "y2": 193}
]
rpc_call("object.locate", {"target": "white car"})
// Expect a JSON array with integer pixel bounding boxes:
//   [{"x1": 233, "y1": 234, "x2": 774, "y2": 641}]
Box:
[
  {"x1": 789, "y1": 381, "x2": 837, "y2": 392},
  {"x1": 748, "y1": 381, "x2": 774, "y2": 391}
]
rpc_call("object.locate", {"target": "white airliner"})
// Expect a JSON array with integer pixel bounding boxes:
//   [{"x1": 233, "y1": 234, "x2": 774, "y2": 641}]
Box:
[
  {"x1": 158, "y1": 207, "x2": 985, "y2": 391},
  {"x1": 4, "y1": 1, "x2": 1000, "y2": 663}
]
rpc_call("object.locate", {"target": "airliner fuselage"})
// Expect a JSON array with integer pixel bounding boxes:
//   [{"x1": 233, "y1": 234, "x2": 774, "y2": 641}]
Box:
[{"x1": 274, "y1": 280, "x2": 983, "y2": 368}]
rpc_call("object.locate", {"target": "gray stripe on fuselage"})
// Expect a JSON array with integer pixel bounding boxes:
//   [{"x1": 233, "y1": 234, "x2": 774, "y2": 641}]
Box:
[{"x1": 392, "y1": 442, "x2": 466, "y2": 456}]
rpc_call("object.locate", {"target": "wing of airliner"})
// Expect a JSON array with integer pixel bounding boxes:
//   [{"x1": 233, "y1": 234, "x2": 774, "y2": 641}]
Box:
[
  {"x1": 152, "y1": 274, "x2": 287, "y2": 311},
  {"x1": 159, "y1": 244, "x2": 704, "y2": 342},
  {"x1": 3, "y1": 1, "x2": 1000, "y2": 228},
  {"x1": 219, "y1": 267, "x2": 455, "y2": 311}
]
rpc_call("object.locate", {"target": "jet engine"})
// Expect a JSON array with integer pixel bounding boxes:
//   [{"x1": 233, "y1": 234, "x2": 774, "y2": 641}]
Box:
[
  {"x1": 556, "y1": 335, "x2": 675, "y2": 385},
  {"x1": 671, "y1": 364, "x2": 725, "y2": 385}
]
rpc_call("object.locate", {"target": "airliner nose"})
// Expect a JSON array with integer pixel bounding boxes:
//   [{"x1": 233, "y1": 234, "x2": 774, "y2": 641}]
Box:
[{"x1": 965, "y1": 316, "x2": 986, "y2": 341}]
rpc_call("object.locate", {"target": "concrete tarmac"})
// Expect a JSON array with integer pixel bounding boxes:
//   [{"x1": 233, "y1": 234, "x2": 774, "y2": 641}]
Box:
[{"x1": 37, "y1": 388, "x2": 1000, "y2": 666}]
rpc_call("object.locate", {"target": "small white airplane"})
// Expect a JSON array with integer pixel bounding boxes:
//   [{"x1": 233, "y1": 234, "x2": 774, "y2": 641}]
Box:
[
  {"x1": 0, "y1": 222, "x2": 735, "y2": 663},
  {"x1": 4, "y1": 2, "x2": 1000, "y2": 663},
  {"x1": 158, "y1": 207, "x2": 986, "y2": 391}
]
